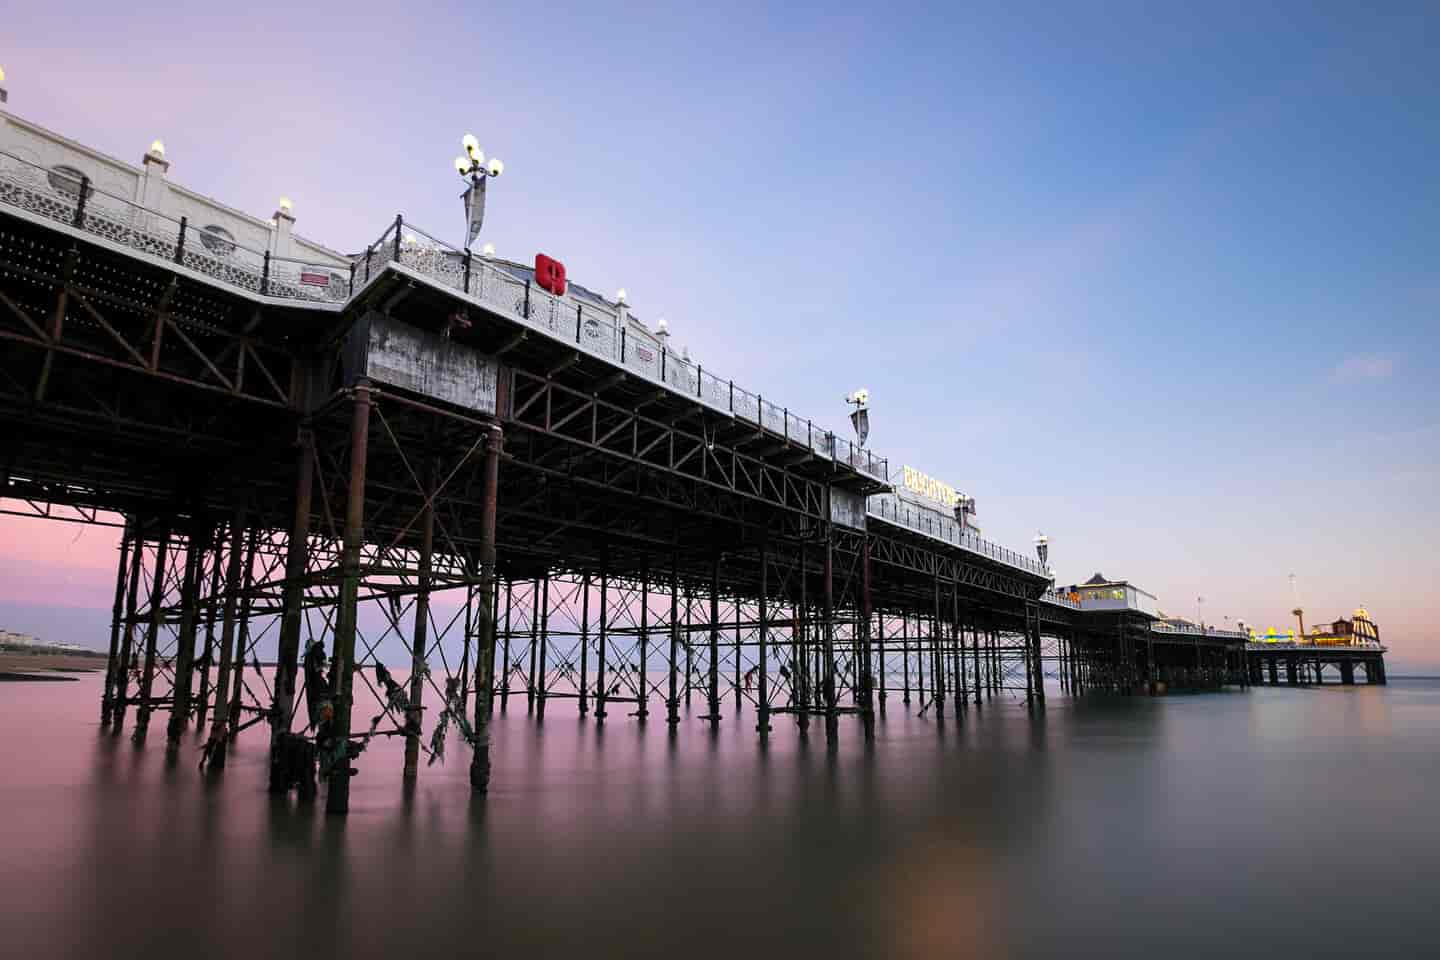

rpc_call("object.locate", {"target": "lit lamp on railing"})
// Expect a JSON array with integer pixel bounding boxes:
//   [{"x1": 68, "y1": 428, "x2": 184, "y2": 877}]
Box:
[
  {"x1": 1034, "y1": 531, "x2": 1053, "y2": 582},
  {"x1": 453, "y1": 133, "x2": 505, "y2": 250},
  {"x1": 0, "y1": 65, "x2": 8, "y2": 105},
  {"x1": 953, "y1": 495, "x2": 975, "y2": 532},
  {"x1": 845, "y1": 388, "x2": 870, "y2": 449}
]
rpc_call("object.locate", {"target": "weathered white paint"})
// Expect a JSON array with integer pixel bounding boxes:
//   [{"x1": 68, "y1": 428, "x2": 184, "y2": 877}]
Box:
[
  {"x1": 830, "y1": 488, "x2": 868, "y2": 531},
  {"x1": 0, "y1": 106, "x2": 347, "y2": 269},
  {"x1": 361, "y1": 313, "x2": 500, "y2": 415}
]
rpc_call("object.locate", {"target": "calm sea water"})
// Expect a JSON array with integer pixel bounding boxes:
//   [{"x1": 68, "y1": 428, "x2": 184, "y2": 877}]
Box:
[{"x1": 2, "y1": 674, "x2": 1437, "y2": 959}]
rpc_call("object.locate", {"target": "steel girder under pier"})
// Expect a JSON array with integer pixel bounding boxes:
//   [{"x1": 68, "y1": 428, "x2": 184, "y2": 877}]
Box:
[{"x1": 2, "y1": 202, "x2": 1204, "y2": 815}]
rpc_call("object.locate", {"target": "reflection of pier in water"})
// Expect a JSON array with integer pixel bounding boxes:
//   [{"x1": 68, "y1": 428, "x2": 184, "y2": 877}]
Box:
[{"x1": 0, "y1": 102, "x2": 1383, "y2": 814}]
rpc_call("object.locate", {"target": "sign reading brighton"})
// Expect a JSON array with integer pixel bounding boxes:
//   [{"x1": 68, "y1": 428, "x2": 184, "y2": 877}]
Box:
[{"x1": 901, "y1": 465, "x2": 960, "y2": 510}]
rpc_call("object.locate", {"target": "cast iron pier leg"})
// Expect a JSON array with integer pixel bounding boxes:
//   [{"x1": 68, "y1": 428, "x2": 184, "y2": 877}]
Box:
[
  {"x1": 113, "y1": 519, "x2": 146, "y2": 729},
  {"x1": 327, "y1": 386, "x2": 371, "y2": 815},
  {"x1": 667, "y1": 554, "x2": 679, "y2": 724},
  {"x1": 822, "y1": 522, "x2": 837, "y2": 740},
  {"x1": 206, "y1": 506, "x2": 246, "y2": 770},
  {"x1": 860, "y1": 538, "x2": 874, "y2": 736},
  {"x1": 228, "y1": 528, "x2": 257, "y2": 737},
  {"x1": 528, "y1": 578, "x2": 542, "y2": 711},
  {"x1": 757, "y1": 540, "x2": 771, "y2": 736},
  {"x1": 499, "y1": 577, "x2": 514, "y2": 711},
  {"x1": 578, "y1": 574, "x2": 590, "y2": 716},
  {"x1": 596, "y1": 560, "x2": 610, "y2": 722},
  {"x1": 101, "y1": 519, "x2": 133, "y2": 725},
  {"x1": 168, "y1": 518, "x2": 208, "y2": 744},
  {"x1": 708, "y1": 552, "x2": 721, "y2": 728},
  {"x1": 469, "y1": 423, "x2": 503, "y2": 793},
  {"x1": 269, "y1": 427, "x2": 314, "y2": 785},
  {"x1": 196, "y1": 525, "x2": 223, "y2": 729},
  {"x1": 133, "y1": 523, "x2": 171, "y2": 740},
  {"x1": 403, "y1": 464, "x2": 436, "y2": 781},
  {"x1": 536, "y1": 574, "x2": 551, "y2": 719},
  {"x1": 931, "y1": 575, "x2": 946, "y2": 718},
  {"x1": 901, "y1": 614, "x2": 910, "y2": 705},
  {"x1": 638, "y1": 561, "x2": 649, "y2": 721}
]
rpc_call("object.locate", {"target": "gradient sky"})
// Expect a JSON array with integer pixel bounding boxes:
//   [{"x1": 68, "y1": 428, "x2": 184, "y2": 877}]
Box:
[{"x1": 2, "y1": 1, "x2": 1437, "y2": 669}]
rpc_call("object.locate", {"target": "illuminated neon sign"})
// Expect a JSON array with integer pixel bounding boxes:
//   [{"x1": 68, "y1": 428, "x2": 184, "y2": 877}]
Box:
[{"x1": 902, "y1": 465, "x2": 961, "y2": 510}]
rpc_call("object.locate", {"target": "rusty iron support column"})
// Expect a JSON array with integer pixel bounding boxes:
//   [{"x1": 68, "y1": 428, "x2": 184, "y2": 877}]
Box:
[
  {"x1": 901, "y1": 613, "x2": 910, "y2": 705},
  {"x1": 326, "y1": 386, "x2": 372, "y2": 815},
  {"x1": 403, "y1": 464, "x2": 437, "y2": 781},
  {"x1": 270, "y1": 427, "x2": 315, "y2": 757},
  {"x1": 133, "y1": 522, "x2": 172, "y2": 740},
  {"x1": 667, "y1": 553, "x2": 680, "y2": 725},
  {"x1": 638, "y1": 560, "x2": 649, "y2": 721},
  {"x1": 1036, "y1": 617, "x2": 1047, "y2": 706},
  {"x1": 228, "y1": 527, "x2": 257, "y2": 736},
  {"x1": 915, "y1": 612, "x2": 926, "y2": 709},
  {"x1": 499, "y1": 576, "x2": 514, "y2": 711},
  {"x1": 876, "y1": 612, "x2": 887, "y2": 710},
  {"x1": 536, "y1": 573, "x2": 551, "y2": 719},
  {"x1": 859, "y1": 538, "x2": 874, "y2": 734},
  {"x1": 578, "y1": 573, "x2": 590, "y2": 716},
  {"x1": 796, "y1": 540, "x2": 808, "y2": 730},
  {"x1": 1022, "y1": 617, "x2": 1035, "y2": 703},
  {"x1": 733, "y1": 591, "x2": 743, "y2": 713},
  {"x1": 952, "y1": 582, "x2": 966, "y2": 714},
  {"x1": 526, "y1": 576, "x2": 540, "y2": 711},
  {"x1": 1146, "y1": 636, "x2": 1156, "y2": 695},
  {"x1": 113, "y1": 519, "x2": 147, "y2": 729},
  {"x1": 757, "y1": 540, "x2": 771, "y2": 736},
  {"x1": 971, "y1": 623, "x2": 982, "y2": 707},
  {"x1": 707, "y1": 552, "x2": 721, "y2": 727},
  {"x1": 596, "y1": 559, "x2": 610, "y2": 722},
  {"x1": 683, "y1": 586, "x2": 693, "y2": 708},
  {"x1": 469, "y1": 423, "x2": 503, "y2": 793},
  {"x1": 822, "y1": 521, "x2": 837, "y2": 739},
  {"x1": 168, "y1": 518, "x2": 207, "y2": 743},
  {"x1": 1059, "y1": 633, "x2": 1071, "y2": 693},
  {"x1": 987, "y1": 628, "x2": 995, "y2": 697},
  {"x1": 196, "y1": 522, "x2": 224, "y2": 729},
  {"x1": 459, "y1": 558, "x2": 475, "y2": 712},
  {"x1": 101, "y1": 518, "x2": 133, "y2": 725},
  {"x1": 952, "y1": 623, "x2": 964, "y2": 717},
  {"x1": 930, "y1": 575, "x2": 946, "y2": 718},
  {"x1": 205, "y1": 506, "x2": 246, "y2": 770}
]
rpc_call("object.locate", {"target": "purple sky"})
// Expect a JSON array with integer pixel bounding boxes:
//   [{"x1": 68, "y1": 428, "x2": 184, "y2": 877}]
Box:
[{"x1": 1, "y1": 1, "x2": 1436, "y2": 669}]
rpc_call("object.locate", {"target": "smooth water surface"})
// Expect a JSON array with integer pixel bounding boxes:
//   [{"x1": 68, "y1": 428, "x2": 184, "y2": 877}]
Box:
[{"x1": 2, "y1": 676, "x2": 1437, "y2": 958}]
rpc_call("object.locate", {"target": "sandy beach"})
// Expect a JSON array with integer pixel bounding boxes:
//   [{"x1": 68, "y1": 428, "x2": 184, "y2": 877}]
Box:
[{"x1": 0, "y1": 650, "x2": 106, "y2": 681}]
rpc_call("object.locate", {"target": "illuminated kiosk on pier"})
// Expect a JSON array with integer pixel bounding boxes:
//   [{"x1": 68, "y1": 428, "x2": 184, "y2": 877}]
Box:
[{"x1": 1060, "y1": 574, "x2": 1159, "y2": 616}]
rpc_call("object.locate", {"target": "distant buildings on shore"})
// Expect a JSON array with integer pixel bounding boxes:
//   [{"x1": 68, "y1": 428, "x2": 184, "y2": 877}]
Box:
[{"x1": 0, "y1": 629, "x2": 87, "y2": 652}]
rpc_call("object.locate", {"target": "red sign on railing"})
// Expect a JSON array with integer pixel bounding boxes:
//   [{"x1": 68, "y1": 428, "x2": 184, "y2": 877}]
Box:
[{"x1": 534, "y1": 253, "x2": 566, "y2": 296}]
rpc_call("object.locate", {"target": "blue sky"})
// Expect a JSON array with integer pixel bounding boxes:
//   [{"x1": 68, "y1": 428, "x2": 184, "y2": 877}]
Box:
[{"x1": 2, "y1": 1, "x2": 1437, "y2": 666}]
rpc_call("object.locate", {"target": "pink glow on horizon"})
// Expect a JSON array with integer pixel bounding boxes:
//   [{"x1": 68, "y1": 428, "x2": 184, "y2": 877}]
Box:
[{"x1": 0, "y1": 514, "x2": 121, "y2": 609}]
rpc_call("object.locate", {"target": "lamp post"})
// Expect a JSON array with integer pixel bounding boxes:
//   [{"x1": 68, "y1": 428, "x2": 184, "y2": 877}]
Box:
[
  {"x1": 453, "y1": 133, "x2": 505, "y2": 250},
  {"x1": 1033, "y1": 532, "x2": 1052, "y2": 583},
  {"x1": 845, "y1": 388, "x2": 870, "y2": 448}
]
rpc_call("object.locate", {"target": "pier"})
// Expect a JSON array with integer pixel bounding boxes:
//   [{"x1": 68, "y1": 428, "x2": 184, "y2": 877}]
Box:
[{"x1": 0, "y1": 105, "x2": 1386, "y2": 813}]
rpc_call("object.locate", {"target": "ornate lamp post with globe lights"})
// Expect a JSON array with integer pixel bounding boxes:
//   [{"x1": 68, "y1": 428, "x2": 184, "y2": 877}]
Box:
[
  {"x1": 1034, "y1": 532, "x2": 1051, "y2": 581},
  {"x1": 453, "y1": 133, "x2": 504, "y2": 250}
]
